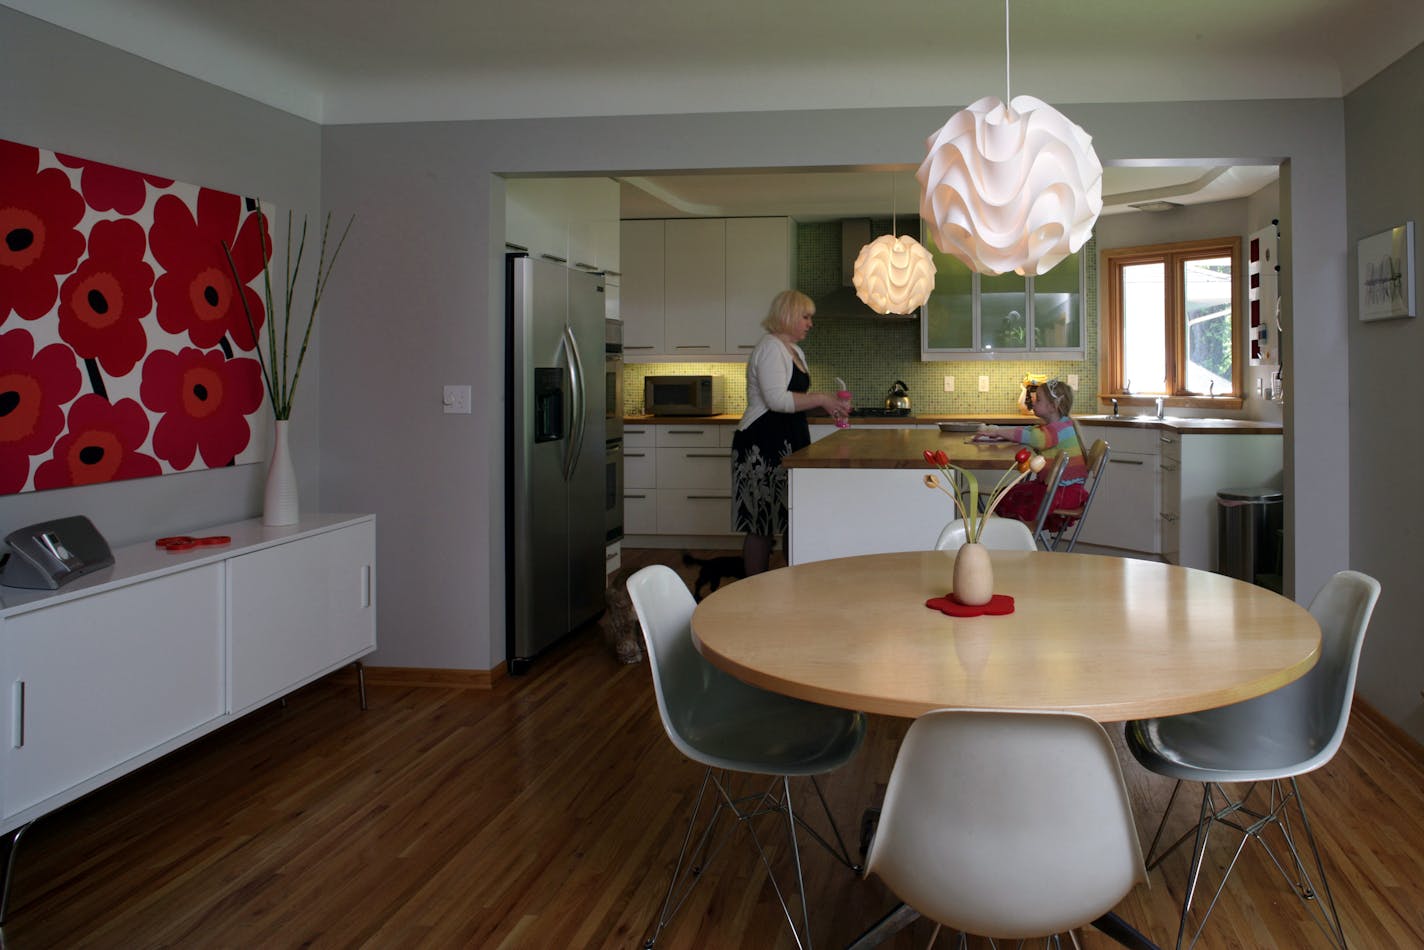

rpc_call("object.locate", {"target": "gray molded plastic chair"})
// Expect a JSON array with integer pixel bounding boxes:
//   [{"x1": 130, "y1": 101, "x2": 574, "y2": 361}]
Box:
[
  {"x1": 933, "y1": 516, "x2": 1037, "y2": 552},
  {"x1": 863, "y1": 709, "x2": 1146, "y2": 946},
  {"x1": 1124, "y1": 569, "x2": 1381, "y2": 949},
  {"x1": 1034, "y1": 439, "x2": 1109, "y2": 552},
  {"x1": 626, "y1": 564, "x2": 867, "y2": 949}
]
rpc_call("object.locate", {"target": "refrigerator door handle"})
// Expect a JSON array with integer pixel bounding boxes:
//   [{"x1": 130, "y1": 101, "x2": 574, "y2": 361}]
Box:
[{"x1": 563, "y1": 324, "x2": 586, "y2": 482}]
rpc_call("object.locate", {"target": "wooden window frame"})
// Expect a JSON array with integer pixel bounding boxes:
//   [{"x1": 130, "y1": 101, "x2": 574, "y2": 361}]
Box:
[{"x1": 1100, "y1": 236, "x2": 1244, "y2": 411}]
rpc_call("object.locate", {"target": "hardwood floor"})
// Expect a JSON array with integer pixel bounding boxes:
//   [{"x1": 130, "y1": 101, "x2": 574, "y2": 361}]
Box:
[{"x1": 6, "y1": 549, "x2": 1423, "y2": 948}]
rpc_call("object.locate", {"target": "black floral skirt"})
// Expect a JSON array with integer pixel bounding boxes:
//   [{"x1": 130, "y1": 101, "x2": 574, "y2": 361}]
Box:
[{"x1": 730, "y1": 411, "x2": 809, "y2": 536}]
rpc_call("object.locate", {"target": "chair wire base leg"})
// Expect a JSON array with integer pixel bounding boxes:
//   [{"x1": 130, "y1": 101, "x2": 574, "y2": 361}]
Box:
[{"x1": 0, "y1": 822, "x2": 31, "y2": 924}]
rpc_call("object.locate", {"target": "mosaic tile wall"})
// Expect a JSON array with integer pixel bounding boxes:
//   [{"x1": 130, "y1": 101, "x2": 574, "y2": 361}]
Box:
[{"x1": 623, "y1": 222, "x2": 1099, "y2": 418}]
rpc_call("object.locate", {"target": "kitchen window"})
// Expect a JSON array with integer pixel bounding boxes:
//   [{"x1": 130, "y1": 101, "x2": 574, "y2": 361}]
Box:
[
  {"x1": 919, "y1": 237, "x2": 1085, "y2": 359},
  {"x1": 1100, "y1": 236, "x2": 1243, "y2": 407}
]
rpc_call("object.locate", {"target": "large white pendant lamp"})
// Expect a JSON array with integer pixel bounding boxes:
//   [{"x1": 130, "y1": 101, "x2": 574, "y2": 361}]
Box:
[
  {"x1": 852, "y1": 179, "x2": 937, "y2": 314},
  {"x1": 917, "y1": 0, "x2": 1102, "y2": 277}
]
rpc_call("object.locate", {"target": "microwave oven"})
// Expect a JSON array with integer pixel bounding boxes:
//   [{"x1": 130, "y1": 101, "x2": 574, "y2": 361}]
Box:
[{"x1": 644, "y1": 375, "x2": 723, "y2": 416}]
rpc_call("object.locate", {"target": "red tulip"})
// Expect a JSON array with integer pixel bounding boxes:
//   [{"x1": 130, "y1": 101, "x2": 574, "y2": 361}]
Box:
[
  {"x1": 1015, "y1": 448, "x2": 1031, "y2": 463},
  {"x1": 923, "y1": 450, "x2": 936, "y2": 464},
  {"x1": 934, "y1": 449, "x2": 950, "y2": 466}
]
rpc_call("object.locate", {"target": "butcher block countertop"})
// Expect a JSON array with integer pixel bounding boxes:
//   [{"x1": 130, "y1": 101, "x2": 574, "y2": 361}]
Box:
[{"x1": 781, "y1": 428, "x2": 1025, "y2": 470}]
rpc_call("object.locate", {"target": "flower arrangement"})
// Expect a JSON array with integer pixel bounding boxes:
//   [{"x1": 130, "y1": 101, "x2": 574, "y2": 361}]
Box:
[
  {"x1": 922, "y1": 447, "x2": 1046, "y2": 543},
  {"x1": 222, "y1": 210, "x2": 353, "y2": 420}
]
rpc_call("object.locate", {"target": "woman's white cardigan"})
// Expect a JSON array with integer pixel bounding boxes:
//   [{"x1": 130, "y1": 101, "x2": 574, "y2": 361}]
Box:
[{"x1": 737, "y1": 334, "x2": 805, "y2": 430}]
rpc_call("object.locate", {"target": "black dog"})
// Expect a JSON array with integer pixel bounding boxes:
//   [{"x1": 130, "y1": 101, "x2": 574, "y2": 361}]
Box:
[{"x1": 682, "y1": 552, "x2": 745, "y2": 601}]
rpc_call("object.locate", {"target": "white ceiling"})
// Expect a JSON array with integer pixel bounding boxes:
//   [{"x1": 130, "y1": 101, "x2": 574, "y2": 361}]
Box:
[{"x1": 4, "y1": 0, "x2": 1422, "y2": 125}]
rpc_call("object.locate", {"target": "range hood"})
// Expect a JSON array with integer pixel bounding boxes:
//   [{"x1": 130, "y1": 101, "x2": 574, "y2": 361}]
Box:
[{"x1": 812, "y1": 219, "x2": 921, "y2": 320}]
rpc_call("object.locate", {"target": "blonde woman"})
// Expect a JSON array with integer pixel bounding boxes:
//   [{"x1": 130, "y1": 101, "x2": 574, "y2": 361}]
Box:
[{"x1": 730, "y1": 290, "x2": 851, "y2": 574}]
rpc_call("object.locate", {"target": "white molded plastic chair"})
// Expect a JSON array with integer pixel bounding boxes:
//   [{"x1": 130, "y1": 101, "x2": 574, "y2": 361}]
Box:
[
  {"x1": 626, "y1": 564, "x2": 867, "y2": 949},
  {"x1": 863, "y1": 709, "x2": 1147, "y2": 946},
  {"x1": 934, "y1": 517, "x2": 1037, "y2": 552},
  {"x1": 1124, "y1": 570, "x2": 1381, "y2": 949},
  {"x1": 1034, "y1": 439, "x2": 1109, "y2": 552}
]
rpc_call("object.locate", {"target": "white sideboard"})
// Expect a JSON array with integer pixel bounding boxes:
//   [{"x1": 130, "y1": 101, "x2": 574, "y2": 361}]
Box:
[{"x1": 0, "y1": 514, "x2": 376, "y2": 837}]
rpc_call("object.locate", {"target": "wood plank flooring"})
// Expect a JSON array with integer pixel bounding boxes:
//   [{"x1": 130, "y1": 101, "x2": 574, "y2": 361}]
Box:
[{"x1": 6, "y1": 549, "x2": 1423, "y2": 948}]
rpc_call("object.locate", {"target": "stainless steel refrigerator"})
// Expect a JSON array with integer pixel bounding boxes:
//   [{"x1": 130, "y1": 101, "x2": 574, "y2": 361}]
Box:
[{"x1": 506, "y1": 254, "x2": 607, "y2": 672}]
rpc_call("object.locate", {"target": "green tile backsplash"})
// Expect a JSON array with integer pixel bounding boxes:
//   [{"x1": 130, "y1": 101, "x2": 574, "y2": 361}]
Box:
[{"x1": 623, "y1": 223, "x2": 1099, "y2": 418}]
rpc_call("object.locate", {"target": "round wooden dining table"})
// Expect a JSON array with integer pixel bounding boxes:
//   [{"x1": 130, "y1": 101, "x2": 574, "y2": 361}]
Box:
[{"x1": 691, "y1": 550, "x2": 1321, "y2": 722}]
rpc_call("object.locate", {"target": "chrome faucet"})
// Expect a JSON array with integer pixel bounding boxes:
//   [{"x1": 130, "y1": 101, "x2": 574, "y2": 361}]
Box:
[
  {"x1": 1110, "y1": 397, "x2": 1119, "y2": 418},
  {"x1": 1154, "y1": 396, "x2": 1165, "y2": 419}
]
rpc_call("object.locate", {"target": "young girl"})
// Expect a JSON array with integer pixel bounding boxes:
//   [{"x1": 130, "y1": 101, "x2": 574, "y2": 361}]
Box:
[{"x1": 974, "y1": 378, "x2": 1088, "y2": 526}]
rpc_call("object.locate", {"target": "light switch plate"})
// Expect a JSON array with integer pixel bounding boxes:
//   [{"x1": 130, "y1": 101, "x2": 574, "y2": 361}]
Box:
[
  {"x1": 1067, "y1": 374, "x2": 1079, "y2": 390},
  {"x1": 943, "y1": 375, "x2": 955, "y2": 392},
  {"x1": 978, "y1": 375, "x2": 990, "y2": 392},
  {"x1": 443, "y1": 385, "x2": 472, "y2": 414}
]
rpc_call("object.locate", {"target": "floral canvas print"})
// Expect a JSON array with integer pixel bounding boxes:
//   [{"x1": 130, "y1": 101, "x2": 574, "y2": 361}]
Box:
[{"x1": 1, "y1": 137, "x2": 273, "y2": 495}]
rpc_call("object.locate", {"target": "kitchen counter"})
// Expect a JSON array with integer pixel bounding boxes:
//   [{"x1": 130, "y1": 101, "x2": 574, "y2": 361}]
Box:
[
  {"x1": 782, "y1": 428, "x2": 1022, "y2": 470},
  {"x1": 1077, "y1": 414, "x2": 1282, "y2": 435}
]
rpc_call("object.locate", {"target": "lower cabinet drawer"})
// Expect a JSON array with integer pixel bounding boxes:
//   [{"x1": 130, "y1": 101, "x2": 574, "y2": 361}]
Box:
[
  {"x1": 656, "y1": 490, "x2": 732, "y2": 535},
  {"x1": 624, "y1": 489, "x2": 658, "y2": 534},
  {"x1": 657, "y1": 447, "x2": 730, "y2": 490}
]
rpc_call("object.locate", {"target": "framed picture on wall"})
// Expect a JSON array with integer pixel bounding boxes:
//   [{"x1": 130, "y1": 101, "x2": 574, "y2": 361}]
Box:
[{"x1": 1357, "y1": 222, "x2": 1416, "y2": 321}]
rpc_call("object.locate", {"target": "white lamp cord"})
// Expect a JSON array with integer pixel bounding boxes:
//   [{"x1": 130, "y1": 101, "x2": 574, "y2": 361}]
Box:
[{"x1": 1004, "y1": 0, "x2": 1012, "y2": 104}]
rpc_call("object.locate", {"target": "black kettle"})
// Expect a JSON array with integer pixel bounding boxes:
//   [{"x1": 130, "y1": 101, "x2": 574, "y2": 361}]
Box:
[{"x1": 884, "y1": 380, "x2": 911, "y2": 412}]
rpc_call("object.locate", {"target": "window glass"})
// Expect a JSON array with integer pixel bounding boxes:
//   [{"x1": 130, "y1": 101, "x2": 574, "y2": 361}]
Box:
[
  {"x1": 1183, "y1": 255, "x2": 1233, "y2": 394},
  {"x1": 924, "y1": 251, "x2": 974, "y2": 348},
  {"x1": 980, "y1": 270, "x2": 1028, "y2": 351},
  {"x1": 1033, "y1": 251, "x2": 1081, "y2": 349},
  {"x1": 1122, "y1": 261, "x2": 1167, "y2": 393}
]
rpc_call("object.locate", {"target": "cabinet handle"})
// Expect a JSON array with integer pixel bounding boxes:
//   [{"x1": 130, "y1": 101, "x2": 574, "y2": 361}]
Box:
[
  {"x1": 674, "y1": 345, "x2": 710, "y2": 350},
  {"x1": 667, "y1": 430, "x2": 707, "y2": 436},
  {"x1": 686, "y1": 452, "x2": 728, "y2": 459},
  {"x1": 625, "y1": 493, "x2": 648, "y2": 499},
  {"x1": 539, "y1": 253, "x2": 568, "y2": 264},
  {"x1": 1159, "y1": 435, "x2": 1178, "y2": 444},
  {"x1": 361, "y1": 565, "x2": 372, "y2": 608},
  {"x1": 687, "y1": 495, "x2": 729, "y2": 501},
  {"x1": 11, "y1": 681, "x2": 23, "y2": 749},
  {"x1": 737, "y1": 344, "x2": 755, "y2": 349},
  {"x1": 1109, "y1": 458, "x2": 1145, "y2": 466},
  {"x1": 624, "y1": 345, "x2": 657, "y2": 350},
  {"x1": 626, "y1": 452, "x2": 646, "y2": 458},
  {"x1": 574, "y1": 261, "x2": 598, "y2": 271}
]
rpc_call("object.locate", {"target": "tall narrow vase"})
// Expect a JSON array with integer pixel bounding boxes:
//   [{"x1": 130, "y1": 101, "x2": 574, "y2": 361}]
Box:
[
  {"x1": 263, "y1": 419, "x2": 299, "y2": 526},
  {"x1": 952, "y1": 541, "x2": 994, "y2": 606}
]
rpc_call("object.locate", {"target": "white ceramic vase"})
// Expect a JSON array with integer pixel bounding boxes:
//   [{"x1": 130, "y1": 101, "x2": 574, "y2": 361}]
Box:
[
  {"x1": 263, "y1": 419, "x2": 299, "y2": 526},
  {"x1": 952, "y1": 541, "x2": 994, "y2": 606}
]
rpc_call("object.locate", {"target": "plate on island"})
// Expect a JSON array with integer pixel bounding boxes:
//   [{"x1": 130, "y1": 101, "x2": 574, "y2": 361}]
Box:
[{"x1": 937, "y1": 421, "x2": 981, "y2": 433}]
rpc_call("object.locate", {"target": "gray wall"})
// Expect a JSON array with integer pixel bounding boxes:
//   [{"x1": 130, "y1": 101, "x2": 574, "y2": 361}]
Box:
[
  {"x1": 321, "y1": 100, "x2": 1350, "y2": 673},
  {"x1": 0, "y1": 8, "x2": 323, "y2": 548},
  {"x1": 1345, "y1": 42, "x2": 1424, "y2": 741}
]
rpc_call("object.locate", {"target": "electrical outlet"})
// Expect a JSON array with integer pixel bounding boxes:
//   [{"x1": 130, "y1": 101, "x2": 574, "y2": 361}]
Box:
[
  {"x1": 443, "y1": 384, "x2": 472, "y2": 414},
  {"x1": 1067, "y1": 374, "x2": 1079, "y2": 390},
  {"x1": 978, "y1": 375, "x2": 990, "y2": 393},
  {"x1": 943, "y1": 375, "x2": 955, "y2": 392}
]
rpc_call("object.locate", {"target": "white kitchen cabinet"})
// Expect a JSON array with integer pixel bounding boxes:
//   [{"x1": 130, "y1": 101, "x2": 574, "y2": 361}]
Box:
[
  {"x1": 1, "y1": 564, "x2": 224, "y2": 819},
  {"x1": 620, "y1": 217, "x2": 794, "y2": 361},
  {"x1": 1172, "y1": 433, "x2": 1283, "y2": 571},
  {"x1": 620, "y1": 220, "x2": 665, "y2": 355},
  {"x1": 725, "y1": 217, "x2": 794, "y2": 354},
  {"x1": 624, "y1": 423, "x2": 736, "y2": 541},
  {"x1": 664, "y1": 218, "x2": 726, "y2": 355},
  {"x1": 1076, "y1": 425, "x2": 1160, "y2": 554},
  {"x1": 506, "y1": 177, "x2": 619, "y2": 271},
  {"x1": 227, "y1": 519, "x2": 376, "y2": 715},
  {"x1": 0, "y1": 515, "x2": 376, "y2": 838}
]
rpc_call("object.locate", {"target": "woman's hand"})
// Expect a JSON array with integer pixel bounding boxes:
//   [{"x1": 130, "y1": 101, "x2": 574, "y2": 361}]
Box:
[{"x1": 821, "y1": 391, "x2": 852, "y2": 418}]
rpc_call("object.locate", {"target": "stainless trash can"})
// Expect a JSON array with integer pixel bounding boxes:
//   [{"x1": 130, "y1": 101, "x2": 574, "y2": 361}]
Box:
[{"x1": 1217, "y1": 488, "x2": 1283, "y2": 591}]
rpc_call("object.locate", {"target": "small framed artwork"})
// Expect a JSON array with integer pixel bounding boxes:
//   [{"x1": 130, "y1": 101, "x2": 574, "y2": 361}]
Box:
[{"x1": 1357, "y1": 222, "x2": 1416, "y2": 321}]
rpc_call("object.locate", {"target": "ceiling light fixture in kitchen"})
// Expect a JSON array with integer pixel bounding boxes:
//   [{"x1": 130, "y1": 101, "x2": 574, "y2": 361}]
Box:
[
  {"x1": 917, "y1": 0, "x2": 1102, "y2": 277},
  {"x1": 851, "y1": 177, "x2": 936, "y2": 314}
]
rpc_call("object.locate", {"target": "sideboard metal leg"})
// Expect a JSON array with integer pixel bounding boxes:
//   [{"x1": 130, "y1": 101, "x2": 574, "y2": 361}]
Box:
[
  {"x1": 355, "y1": 660, "x2": 368, "y2": 710},
  {"x1": 1, "y1": 822, "x2": 33, "y2": 924}
]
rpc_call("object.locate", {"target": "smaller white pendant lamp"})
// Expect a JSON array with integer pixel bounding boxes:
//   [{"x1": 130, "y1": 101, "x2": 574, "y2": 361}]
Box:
[
  {"x1": 852, "y1": 179, "x2": 937, "y2": 315},
  {"x1": 917, "y1": 0, "x2": 1102, "y2": 277}
]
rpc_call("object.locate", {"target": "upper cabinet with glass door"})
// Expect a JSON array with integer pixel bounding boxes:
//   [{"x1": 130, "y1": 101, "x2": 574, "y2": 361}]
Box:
[{"x1": 920, "y1": 234, "x2": 1085, "y2": 360}]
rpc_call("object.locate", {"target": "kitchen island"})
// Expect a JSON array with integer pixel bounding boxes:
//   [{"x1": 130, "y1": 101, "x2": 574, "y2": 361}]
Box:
[{"x1": 784, "y1": 428, "x2": 1023, "y2": 564}]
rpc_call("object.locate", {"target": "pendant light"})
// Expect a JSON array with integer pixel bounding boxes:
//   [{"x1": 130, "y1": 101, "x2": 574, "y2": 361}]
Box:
[
  {"x1": 852, "y1": 176, "x2": 937, "y2": 315},
  {"x1": 917, "y1": 0, "x2": 1102, "y2": 277}
]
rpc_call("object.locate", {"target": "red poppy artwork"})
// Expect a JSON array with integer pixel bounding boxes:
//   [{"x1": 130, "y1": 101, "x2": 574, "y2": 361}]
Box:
[{"x1": 0, "y1": 137, "x2": 274, "y2": 495}]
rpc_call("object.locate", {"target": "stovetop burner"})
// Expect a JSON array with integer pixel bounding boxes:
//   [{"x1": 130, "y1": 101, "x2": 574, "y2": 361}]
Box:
[{"x1": 851, "y1": 407, "x2": 911, "y2": 417}]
